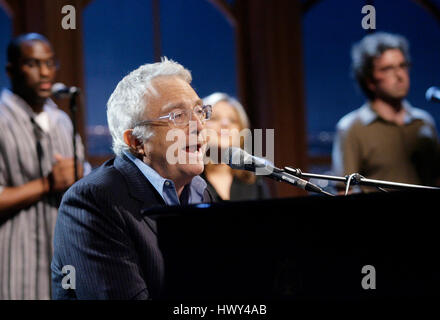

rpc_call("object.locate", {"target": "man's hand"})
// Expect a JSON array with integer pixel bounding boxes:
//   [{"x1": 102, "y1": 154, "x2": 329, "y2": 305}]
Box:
[{"x1": 50, "y1": 154, "x2": 83, "y2": 192}]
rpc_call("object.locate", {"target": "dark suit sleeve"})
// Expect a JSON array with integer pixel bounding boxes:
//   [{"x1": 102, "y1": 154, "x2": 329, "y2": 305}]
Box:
[
  {"x1": 52, "y1": 183, "x2": 149, "y2": 299},
  {"x1": 203, "y1": 187, "x2": 214, "y2": 203}
]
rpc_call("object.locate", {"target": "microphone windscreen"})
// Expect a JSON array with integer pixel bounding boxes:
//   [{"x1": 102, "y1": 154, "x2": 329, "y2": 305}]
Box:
[
  {"x1": 51, "y1": 83, "x2": 80, "y2": 98},
  {"x1": 425, "y1": 86, "x2": 440, "y2": 102},
  {"x1": 51, "y1": 82, "x2": 67, "y2": 95},
  {"x1": 221, "y1": 147, "x2": 243, "y2": 169}
]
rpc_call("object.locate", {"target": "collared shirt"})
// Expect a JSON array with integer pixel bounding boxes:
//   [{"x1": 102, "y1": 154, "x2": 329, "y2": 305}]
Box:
[
  {"x1": 332, "y1": 100, "x2": 440, "y2": 188},
  {"x1": 355, "y1": 100, "x2": 435, "y2": 126},
  {"x1": 0, "y1": 88, "x2": 86, "y2": 299},
  {"x1": 123, "y1": 151, "x2": 207, "y2": 205},
  {"x1": 0, "y1": 89, "x2": 90, "y2": 194}
]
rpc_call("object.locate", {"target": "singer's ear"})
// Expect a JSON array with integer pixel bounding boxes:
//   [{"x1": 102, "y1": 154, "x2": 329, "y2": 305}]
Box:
[
  {"x1": 123, "y1": 129, "x2": 145, "y2": 156},
  {"x1": 6, "y1": 62, "x2": 20, "y2": 80}
]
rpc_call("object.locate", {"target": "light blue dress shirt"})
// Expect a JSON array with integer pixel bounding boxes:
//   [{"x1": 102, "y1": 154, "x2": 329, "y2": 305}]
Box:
[{"x1": 123, "y1": 151, "x2": 207, "y2": 205}]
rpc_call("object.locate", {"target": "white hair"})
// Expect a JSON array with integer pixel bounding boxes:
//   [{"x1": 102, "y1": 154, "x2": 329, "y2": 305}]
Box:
[
  {"x1": 202, "y1": 92, "x2": 250, "y2": 129},
  {"x1": 107, "y1": 57, "x2": 192, "y2": 156}
]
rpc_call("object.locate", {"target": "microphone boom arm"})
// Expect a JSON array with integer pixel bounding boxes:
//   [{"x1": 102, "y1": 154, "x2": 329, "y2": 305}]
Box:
[
  {"x1": 266, "y1": 168, "x2": 335, "y2": 196},
  {"x1": 284, "y1": 167, "x2": 440, "y2": 192}
]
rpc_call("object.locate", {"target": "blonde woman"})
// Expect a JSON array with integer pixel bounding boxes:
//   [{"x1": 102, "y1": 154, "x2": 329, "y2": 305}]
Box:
[{"x1": 202, "y1": 92, "x2": 270, "y2": 201}]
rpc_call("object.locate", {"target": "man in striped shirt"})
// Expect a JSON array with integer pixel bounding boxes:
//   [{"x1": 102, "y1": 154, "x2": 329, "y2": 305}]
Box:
[{"x1": 0, "y1": 33, "x2": 85, "y2": 299}]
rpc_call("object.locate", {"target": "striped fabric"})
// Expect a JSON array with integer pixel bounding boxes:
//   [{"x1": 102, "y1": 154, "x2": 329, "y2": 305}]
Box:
[
  {"x1": 0, "y1": 89, "x2": 84, "y2": 300},
  {"x1": 51, "y1": 154, "x2": 212, "y2": 299}
]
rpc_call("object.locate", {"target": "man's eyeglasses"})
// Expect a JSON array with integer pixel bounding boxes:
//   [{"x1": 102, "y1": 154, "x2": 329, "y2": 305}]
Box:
[
  {"x1": 134, "y1": 104, "x2": 212, "y2": 128},
  {"x1": 377, "y1": 62, "x2": 410, "y2": 75}
]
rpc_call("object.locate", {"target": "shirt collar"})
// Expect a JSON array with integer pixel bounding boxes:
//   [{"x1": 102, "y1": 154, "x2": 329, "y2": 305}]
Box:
[
  {"x1": 181, "y1": 173, "x2": 208, "y2": 205},
  {"x1": 124, "y1": 150, "x2": 170, "y2": 197},
  {"x1": 1, "y1": 88, "x2": 57, "y2": 118},
  {"x1": 123, "y1": 151, "x2": 206, "y2": 205},
  {"x1": 359, "y1": 100, "x2": 430, "y2": 125}
]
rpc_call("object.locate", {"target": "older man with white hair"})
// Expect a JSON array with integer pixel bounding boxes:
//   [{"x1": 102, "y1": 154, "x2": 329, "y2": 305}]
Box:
[{"x1": 51, "y1": 58, "x2": 213, "y2": 299}]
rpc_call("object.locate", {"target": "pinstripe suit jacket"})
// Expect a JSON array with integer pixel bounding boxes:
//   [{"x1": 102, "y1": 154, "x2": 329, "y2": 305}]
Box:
[{"x1": 51, "y1": 154, "x2": 211, "y2": 299}]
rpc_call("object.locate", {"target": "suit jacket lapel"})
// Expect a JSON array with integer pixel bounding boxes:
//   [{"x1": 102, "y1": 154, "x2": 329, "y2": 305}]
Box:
[{"x1": 114, "y1": 154, "x2": 165, "y2": 234}]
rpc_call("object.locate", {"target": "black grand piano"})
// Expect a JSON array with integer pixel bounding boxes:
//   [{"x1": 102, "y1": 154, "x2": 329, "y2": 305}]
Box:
[{"x1": 145, "y1": 190, "x2": 440, "y2": 300}]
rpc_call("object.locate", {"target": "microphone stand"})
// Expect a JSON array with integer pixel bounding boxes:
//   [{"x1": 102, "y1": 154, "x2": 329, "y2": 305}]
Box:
[
  {"x1": 70, "y1": 91, "x2": 80, "y2": 182},
  {"x1": 284, "y1": 167, "x2": 440, "y2": 195},
  {"x1": 260, "y1": 167, "x2": 335, "y2": 196}
]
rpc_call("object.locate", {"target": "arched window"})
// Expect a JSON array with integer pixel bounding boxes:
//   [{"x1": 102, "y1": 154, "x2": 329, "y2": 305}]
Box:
[
  {"x1": 160, "y1": 0, "x2": 237, "y2": 98},
  {"x1": 83, "y1": 0, "x2": 237, "y2": 159},
  {"x1": 83, "y1": 0, "x2": 154, "y2": 156},
  {"x1": 303, "y1": 0, "x2": 440, "y2": 172}
]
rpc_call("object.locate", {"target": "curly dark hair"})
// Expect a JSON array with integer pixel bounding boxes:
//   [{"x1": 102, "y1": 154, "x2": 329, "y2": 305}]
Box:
[{"x1": 351, "y1": 32, "x2": 410, "y2": 100}]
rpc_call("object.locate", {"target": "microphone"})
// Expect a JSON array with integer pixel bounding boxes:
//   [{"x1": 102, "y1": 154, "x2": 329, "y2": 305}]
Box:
[
  {"x1": 425, "y1": 86, "x2": 440, "y2": 103},
  {"x1": 224, "y1": 146, "x2": 273, "y2": 171},
  {"x1": 223, "y1": 147, "x2": 328, "y2": 194},
  {"x1": 51, "y1": 82, "x2": 80, "y2": 99}
]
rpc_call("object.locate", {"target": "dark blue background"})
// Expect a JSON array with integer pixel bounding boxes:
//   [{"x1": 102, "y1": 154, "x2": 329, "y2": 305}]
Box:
[
  {"x1": 304, "y1": 0, "x2": 440, "y2": 137},
  {"x1": 1, "y1": 0, "x2": 440, "y2": 156}
]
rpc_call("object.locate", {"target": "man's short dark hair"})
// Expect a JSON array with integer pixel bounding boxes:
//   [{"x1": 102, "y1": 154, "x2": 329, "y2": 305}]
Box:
[
  {"x1": 351, "y1": 32, "x2": 410, "y2": 100},
  {"x1": 7, "y1": 33, "x2": 50, "y2": 65}
]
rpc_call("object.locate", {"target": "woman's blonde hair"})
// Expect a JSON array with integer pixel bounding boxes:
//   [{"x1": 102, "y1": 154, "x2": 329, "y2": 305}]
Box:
[{"x1": 202, "y1": 92, "x2": 256, "y2": 184}]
